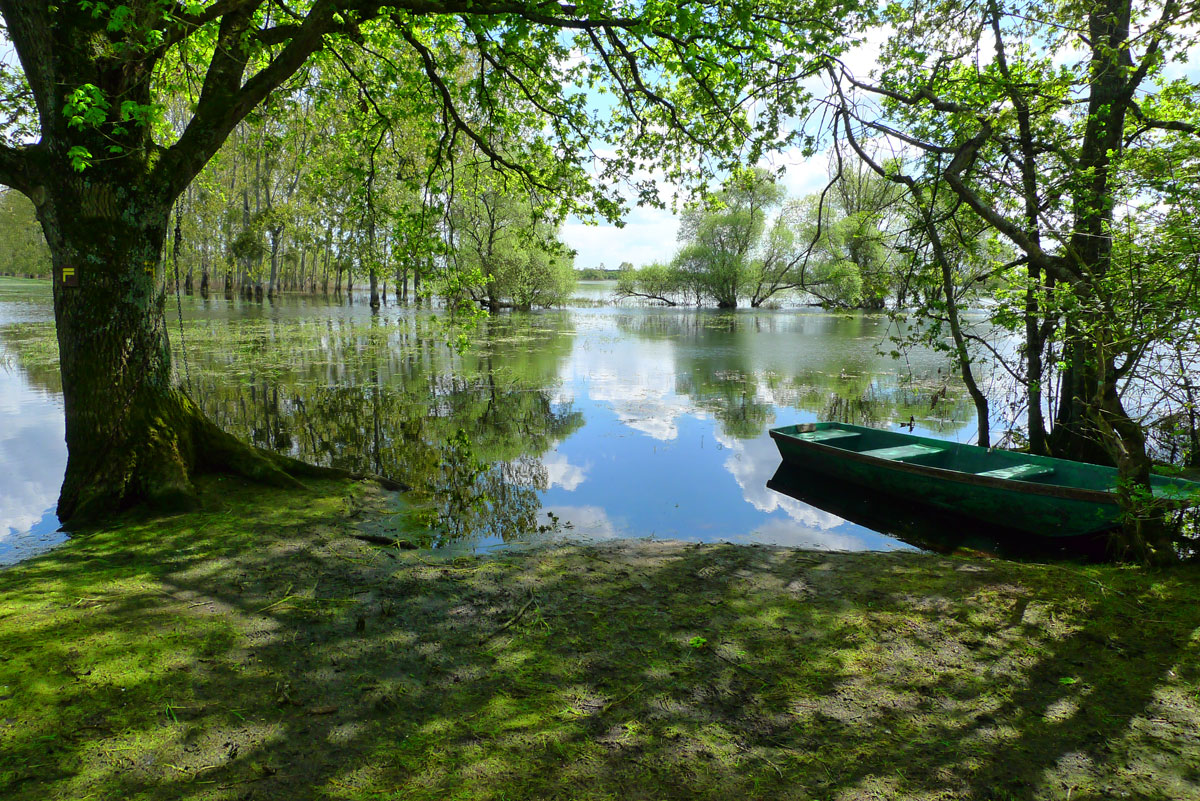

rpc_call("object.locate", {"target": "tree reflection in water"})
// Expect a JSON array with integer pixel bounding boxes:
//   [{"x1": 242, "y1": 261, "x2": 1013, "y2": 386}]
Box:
[
  {"x1": 189, "y1": 312, "x2": 582, "y2": 548},
  {"x1": 613, "y1": 310, "x2": 972, "y2": 440}
]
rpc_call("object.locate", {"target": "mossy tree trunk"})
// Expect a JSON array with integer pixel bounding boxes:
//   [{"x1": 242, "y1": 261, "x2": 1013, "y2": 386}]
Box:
[{"x1": 37, "y1": 175, "x2": 313, "y2": 522}]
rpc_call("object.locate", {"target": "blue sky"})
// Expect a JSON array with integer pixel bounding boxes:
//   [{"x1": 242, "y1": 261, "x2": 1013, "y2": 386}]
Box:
[{"x1": 560, "y1": 26, "x2": 892, "y2": 270}]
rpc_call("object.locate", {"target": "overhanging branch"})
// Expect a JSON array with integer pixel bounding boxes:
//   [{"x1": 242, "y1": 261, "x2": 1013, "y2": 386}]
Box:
[
  {"x1": 0, "y1": 0, "x2": 54, "y2": 130},
  {"x1": 155, "y1": 1, "x2": 338, "y2": 196},
  {"x1": 399, "y1": 24, "x2": 551, "y2": 190},
  {"x1": 1128, "y1": 99, "x2": 1200, "y2": 137}
]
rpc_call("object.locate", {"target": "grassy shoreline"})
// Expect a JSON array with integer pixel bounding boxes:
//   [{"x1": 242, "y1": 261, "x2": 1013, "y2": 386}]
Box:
[{"x1": 2, "y1": 476, "x2": 1199, "y2": 800}]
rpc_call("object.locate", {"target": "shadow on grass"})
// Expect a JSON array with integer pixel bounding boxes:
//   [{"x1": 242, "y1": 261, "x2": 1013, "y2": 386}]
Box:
[{"x1": 2, "y1": 476, "x2": 1199, "y2": 800}]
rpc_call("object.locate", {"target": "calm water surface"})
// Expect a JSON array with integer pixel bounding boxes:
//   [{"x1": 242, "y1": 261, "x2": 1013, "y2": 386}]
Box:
[{"x1": 0, "y1": 278, "x2": 981, "y2": 564}]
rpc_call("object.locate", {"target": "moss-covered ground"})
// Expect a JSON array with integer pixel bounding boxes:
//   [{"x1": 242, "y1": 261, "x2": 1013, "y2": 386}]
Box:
[{"x1": 2, "y1": 477, "x2": 1199, "y2": 800}]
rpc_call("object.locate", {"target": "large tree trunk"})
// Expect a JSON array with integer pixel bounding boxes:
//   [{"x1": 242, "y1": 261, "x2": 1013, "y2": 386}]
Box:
[
  {"x1": 37, "y1": 180, "x2": 317, "y2": 523},
  {"x1": 1048, "y1": 340, "x2": 1113, "y2": 464},
  {"x1": 1092, "y1": 375, "x2": 1174, "y2": 563}
]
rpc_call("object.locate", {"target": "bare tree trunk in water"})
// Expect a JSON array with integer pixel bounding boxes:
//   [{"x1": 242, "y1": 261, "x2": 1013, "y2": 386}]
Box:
[
  {"x1": 199, "y1": 250, "x2": 210, "y2": 298},
  {"x1": 267, "y1": 227, "x2": 281, "y2": 300}
]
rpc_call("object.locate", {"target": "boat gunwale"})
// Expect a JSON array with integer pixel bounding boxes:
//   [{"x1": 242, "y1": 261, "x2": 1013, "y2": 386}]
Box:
[{"x1": 769, "y1": 427, "x2": 1121, "y2": 506}]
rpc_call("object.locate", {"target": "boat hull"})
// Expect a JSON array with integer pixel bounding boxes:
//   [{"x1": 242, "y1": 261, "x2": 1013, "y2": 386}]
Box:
[
  {"x1": 769, "y1": 423, "x2": 1199, "y2": 539},
  {"x1": 766, "y1": 465, "x2": 1109, "y2": 559}
]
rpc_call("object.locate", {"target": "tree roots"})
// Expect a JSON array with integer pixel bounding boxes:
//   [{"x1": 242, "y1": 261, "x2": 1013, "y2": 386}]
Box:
[{"x1": 58, "y1": 387, "x2": 403, "y2": 525}]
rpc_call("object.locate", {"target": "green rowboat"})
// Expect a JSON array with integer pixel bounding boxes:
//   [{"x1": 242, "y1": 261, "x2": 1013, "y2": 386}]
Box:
[{"x1": 769, "y1": 422, "x2": 1200, "y2": 538}]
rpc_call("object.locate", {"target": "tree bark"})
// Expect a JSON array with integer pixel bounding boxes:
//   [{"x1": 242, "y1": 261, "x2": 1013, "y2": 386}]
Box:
[{"x1": 1093, "y1": 375, "x2": 1174, "y2": 563}]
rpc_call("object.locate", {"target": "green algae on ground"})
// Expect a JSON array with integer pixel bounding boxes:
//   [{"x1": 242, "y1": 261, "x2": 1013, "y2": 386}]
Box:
[{"x1": 2, "y1": 477, "x2": 1200, "y2": 801}]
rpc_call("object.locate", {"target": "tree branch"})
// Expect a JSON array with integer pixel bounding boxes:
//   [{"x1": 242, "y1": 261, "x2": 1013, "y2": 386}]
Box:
[
  {"x1": 162, "y1": 0, "x2": 263, "y2": 49},
  {"x1": 833, "y1": 61, "x2": 1072, "y2": 283},
  {"x1": 1127, "y1": 99, "x2": 1200, "y2": 137},
  {"x1": 0, "y1": 0, "x2": 55, "y2": 131},
  {"x1": 155, "y1": 1, "x2": 338, "y2": 197},
  {"x1": 937, "y1": 120, "x2": 1073, "y2": 281},
  {"x1": 399, "y1": 24, "x2": 551, "y2": 189}
]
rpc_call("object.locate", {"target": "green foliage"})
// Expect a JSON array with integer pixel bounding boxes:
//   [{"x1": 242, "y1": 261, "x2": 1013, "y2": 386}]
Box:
[
  {"x1": 0, "y1": 190, "x2": 50, "y2": 277},
  {"x1": 774, "y1": 197, "x2": 863, "y2": 307},
  {"x1": 675, "y1": 167, "x2": 786, "y2": 308},
  {"x1": 575, "y1": 266, "x2": 624, "y2": 280},
  {"x1": 782, "y1": 162, "x2": 908, "y2": 309},
  {"x1": 62, "y1": 84, "x2": 110, "y2": 130},
  {"x1": 447, "y1": 160, "x2": 576, "y2": 311}
]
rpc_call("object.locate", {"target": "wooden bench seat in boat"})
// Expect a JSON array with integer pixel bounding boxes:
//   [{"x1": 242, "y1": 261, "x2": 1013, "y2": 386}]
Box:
[
  {"x1": 976, "y1": 463, "x2": 1055, "y2": 481},
  {"x1": 859, "y1": 444, "x2": 944, "y2": 462},
  {"x1": 794, "y1": 429, "x2": 861, "y2": 443}
]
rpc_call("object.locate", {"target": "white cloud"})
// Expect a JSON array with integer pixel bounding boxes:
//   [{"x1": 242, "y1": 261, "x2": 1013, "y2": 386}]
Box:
[
  {"x1": 839, "y1": 25, "x2": 894, "y2": 81},
  {"x1": 760, "y1": 146, "x2": 836, "y2": 202},
  {"x1": 542, "y1": 450, "x2": 588, "y2": 491},
  {"x1": 563, "y1": 203, "x2": 680, "y2": 270}
]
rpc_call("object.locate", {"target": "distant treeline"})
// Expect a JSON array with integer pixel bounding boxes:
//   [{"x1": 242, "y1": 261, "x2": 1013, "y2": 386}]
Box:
[
  {"x1": 574, "y1": 267, "x2": 627, "y2": 280},
  {"x1": 613, "y1": 165, "x2": 1004, "y2": 311}
]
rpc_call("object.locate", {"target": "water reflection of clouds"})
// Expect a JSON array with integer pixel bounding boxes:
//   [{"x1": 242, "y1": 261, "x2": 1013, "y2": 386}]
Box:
[
  {"x1": 741, "y1": 518, "x2": 867, "y2": 551},
  {"x1": 542, "y1": 450, "x2": 588, "y2": 491},
  {"x1": 561, "y1": 325, "x2": 697, "y2": 441},
  {"x1": 0, "y1": 367, "x2": 66, "y2": 537},
  {"x1": 539, "y1": 504, "x2": 623, "y2": 540},
  {"x1": 716, "y1": 430, "x2": 846, "y2": 530}
]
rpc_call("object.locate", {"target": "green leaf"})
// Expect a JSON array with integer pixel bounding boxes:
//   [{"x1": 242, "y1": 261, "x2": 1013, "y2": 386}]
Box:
[{"x1": 67, "y1": 146, "x2": 93, "y2": 173}]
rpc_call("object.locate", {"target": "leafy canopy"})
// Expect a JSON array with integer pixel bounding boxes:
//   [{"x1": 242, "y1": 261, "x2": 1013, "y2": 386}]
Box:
[{"x1": 0, "y1": 0, "x2": 870, "y2": 225}]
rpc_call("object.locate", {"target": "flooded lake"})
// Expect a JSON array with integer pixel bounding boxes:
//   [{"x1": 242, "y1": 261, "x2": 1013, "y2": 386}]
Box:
[{"x1": 0, "y1": 277, "x2": 982, "y2": 563}]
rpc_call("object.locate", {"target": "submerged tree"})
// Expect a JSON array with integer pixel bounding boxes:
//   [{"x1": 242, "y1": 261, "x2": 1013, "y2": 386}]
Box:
[
  {"x1": 615, "y1": 260, "x2": 689, "y2": 306},
  {"x1": 674, "y1": 167, "x2": 786, "y2": 308},
  {"x1": 447, "y1": 157, "x2": 574, "y2": 311}
]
